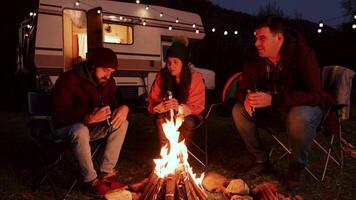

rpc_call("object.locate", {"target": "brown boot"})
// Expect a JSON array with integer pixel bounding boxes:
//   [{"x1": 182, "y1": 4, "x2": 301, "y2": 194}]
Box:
[{"x1": 285, "y1": 163, "x2": 305, "y2": 192}]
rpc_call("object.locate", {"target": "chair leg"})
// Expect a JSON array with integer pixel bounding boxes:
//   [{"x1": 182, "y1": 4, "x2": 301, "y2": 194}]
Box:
[{"x1": 204, "y1": 123, "x2": 208, "y2": 166}]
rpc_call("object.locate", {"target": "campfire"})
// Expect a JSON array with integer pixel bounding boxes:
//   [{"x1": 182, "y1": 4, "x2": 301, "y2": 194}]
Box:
[{"x1": 141, "y1": 116, "x2": 207, "y2": 200}]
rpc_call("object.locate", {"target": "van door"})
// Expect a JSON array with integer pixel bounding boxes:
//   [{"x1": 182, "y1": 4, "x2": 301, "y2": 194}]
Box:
[
  {"x1": 87, "y1": 7, "x2": 103, "y2": 50},
  {"x1": 63, "y1": 9, "x2": 87, "y2": 71}
]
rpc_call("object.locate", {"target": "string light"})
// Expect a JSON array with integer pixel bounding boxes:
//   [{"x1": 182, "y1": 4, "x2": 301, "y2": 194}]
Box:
[
  {"x1": 159, "y1": 12, "x2": 163, "y2": 17},
  {"x1": 317, "y1": 28, "x2": 322, "y2": 33},
  {"x1": 143, "y1": 20, "x2": 146, "y2": 26},
  {"x1": 352, "y1": 24, "x2": 356, "y2": 29},
  {"x1": 168, "y1": 26, "x2": 172, "y2": 30},
  {"x1": 75, "y1": 0, "x2": 79, "y2": 6},
  {"x1": 97, "y1": 9, "x2": 101, "y2": 14},
  {"x1": 354, "y1": 14, "x2": 356, "y2": 20},
  {"x1": 145, "y1": 5, "x2": 149, "y2": 10},
  {"x1": 319, "y1": 22, "x2": 324, "y2": 28},
  {"x1": 195, "y1": 30, "x2": 199, "y2": 34},
  {"x1": 234, "y1": 30, "x2": 238, "y2": 35},
  {"x1": 27, "y1": 24, "x2": 32, "y2": 29},
  {"x1": 136, "y1": 0, "x2": 140, "y2": 4},
  {"x1": 192, "y1": 23, "x2": 196, "y2": 28},
  {"x1": 119, "y1": 16, "x2": 123, "y2": 20},
  {"x1": 175, "y1": 18, "x2": 179, "y2": 23},
  {"x1": 33, "y1": 12, "x2": 36, "y2": 16},
  {"x1": 29, "y1": 12, "x2": 34, "y2": 16},
  {"x1": 224, "y1": 31, "x2": 228, "y2": 35},
  {"x1": 212, "y1": 28, "x2": 215, "y2": 32}
]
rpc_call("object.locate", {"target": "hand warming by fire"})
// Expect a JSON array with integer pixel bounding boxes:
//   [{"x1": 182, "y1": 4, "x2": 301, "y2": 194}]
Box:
[{"x1": 141, "y1": 111, "x2": 207, "y2": 200}]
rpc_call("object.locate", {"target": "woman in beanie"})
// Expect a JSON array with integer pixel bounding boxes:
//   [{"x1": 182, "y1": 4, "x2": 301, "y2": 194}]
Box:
[{"x1": 148, "y1": 41, "x2": 205, "y2": 146}]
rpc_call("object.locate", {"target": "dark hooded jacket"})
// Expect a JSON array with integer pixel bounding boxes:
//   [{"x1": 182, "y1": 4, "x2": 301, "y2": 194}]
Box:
[
  {"x1": 52, "y1": 62, "x2": 118, "y2": 129},
  {"x1": 237, "y1": 30, "x2": 336, "y2": 131}
]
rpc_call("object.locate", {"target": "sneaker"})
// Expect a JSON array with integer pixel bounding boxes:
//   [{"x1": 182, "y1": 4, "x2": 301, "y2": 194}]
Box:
[
  {"x1": 283, "y1": 163, "x2": 305, "y2": 192},
  {"x1": 243, "y1": 161, "x2": 274, "y2": 180},
  {"x1": 82, "y1": 178, "x2": 112, "y2": 197}
]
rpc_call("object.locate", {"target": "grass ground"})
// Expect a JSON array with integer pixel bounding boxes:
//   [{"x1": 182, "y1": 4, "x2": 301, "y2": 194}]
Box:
[{"x1": 0, "y1": 104, "x2": 355, "y2": 200}]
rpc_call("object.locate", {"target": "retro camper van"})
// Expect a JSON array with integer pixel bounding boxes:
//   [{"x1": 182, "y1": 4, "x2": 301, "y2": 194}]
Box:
[{"x1": 20, "y1": 0, "x2": 215, "y2": 101}]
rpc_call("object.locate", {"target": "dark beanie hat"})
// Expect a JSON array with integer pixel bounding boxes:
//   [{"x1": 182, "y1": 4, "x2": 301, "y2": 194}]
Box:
[
  {"x1": 166, "y1": 41, "x2": 189, "y2": 66},
  {"x1": 87, "y1": 47, "x2": 118, "y2": 69}
]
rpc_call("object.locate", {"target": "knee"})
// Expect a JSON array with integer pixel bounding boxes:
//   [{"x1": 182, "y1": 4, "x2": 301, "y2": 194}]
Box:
[
  {"x1": 182, "y1": 115, "x2": 199, "y2": 129},
  {"x1": 70, "y1": 123, "x2": 90, "y2": 143},
  {"x1": 287, "y1": 106, "x2": 315, "y2": 125},
  {"x1": 232, "y1": 102, "x2": 245, "y2": 121}
]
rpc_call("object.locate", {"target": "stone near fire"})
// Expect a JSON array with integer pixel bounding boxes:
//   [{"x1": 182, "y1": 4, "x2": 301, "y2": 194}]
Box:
[
  {"x1": 202, "y1": 171, "x2": 228, "y2": 192},
  {"x1": 105, "y1": 189, "x2": 132, "y2": 200},
  {"x1": 225, "y1": 179, "x2": 249, "y2": 195},
  {"x1": 230, "y1": 194, "x2": 253, "y2": 200}
]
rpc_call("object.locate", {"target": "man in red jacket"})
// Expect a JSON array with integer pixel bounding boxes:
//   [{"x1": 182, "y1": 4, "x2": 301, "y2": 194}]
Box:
[
  {"x1": 51, "y1": 47, "x2": 128, "y2": 196},
  {"x1": 232, "y1": 16, "x2": 334, "y2": 191}
]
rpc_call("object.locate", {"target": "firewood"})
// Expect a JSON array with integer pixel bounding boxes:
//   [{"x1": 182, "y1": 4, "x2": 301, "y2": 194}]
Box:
[
  {"x1": 183, "y1": 172, "x2": 199, "y2": 200},
  {"x1": 176, "y1": 174, "x2": 187, "y2": 200},
  {"x1": 188, "y1": 173, "x2": 208, "y2": 200},
  {"x1": 142, "y1": 173, "x2": 160, "y2": 200},
  {"x1": 165, "y1": 174, "x2": 177, "y2": 200},
  {"x1": 149, "y1": 179, "x2": 164, "y2": 200},
  {"x1": 129, "y1": 178, "x2": 149, "y2": 192}
]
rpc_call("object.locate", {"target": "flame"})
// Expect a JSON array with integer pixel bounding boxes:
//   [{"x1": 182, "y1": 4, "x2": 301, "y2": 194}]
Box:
[{"x1": 153, "y1": 116, "x2": 204, "y2": 185}]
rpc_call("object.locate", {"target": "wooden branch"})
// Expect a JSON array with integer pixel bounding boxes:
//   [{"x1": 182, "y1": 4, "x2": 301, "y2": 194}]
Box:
[
  {"x1": 165, "y1": 174, "x2": 177, "y2": 200},
  {"x1": 142, "y1": 173, "x2": 160, "y2": 200}
]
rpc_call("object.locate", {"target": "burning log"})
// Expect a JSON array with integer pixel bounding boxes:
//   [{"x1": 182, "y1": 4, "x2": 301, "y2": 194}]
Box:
[{"x1": 140, "y1": 171, "x2": 206, "y2": 200}]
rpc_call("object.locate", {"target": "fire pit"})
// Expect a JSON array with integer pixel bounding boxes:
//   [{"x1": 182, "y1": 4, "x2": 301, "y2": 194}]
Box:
[{"x1": 141, "y1": 116, "x2": 207, "y2": 200}]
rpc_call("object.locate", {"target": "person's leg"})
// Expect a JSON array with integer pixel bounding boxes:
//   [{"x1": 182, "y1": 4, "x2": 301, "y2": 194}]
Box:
[
  {"x1": 285, "y1": 106, "x2": 322, "y2": 190},
  {"x1": 286, "y1": 106, "x2": 322, "y2": 165},
  {"x1": 53, "y1": 123, "x2": 96, "y2": 183},
  {"x1": 155, "y1": 117, "x2": 168, "y2": 146},
  {"x1": 178, "y1": 115, "x2": 200, "y2": 146},
  {"x1": 232, "y1": 103, "x2": 267, "y2": 163},
  {"x1": 99, "y1": 120, "x2": 128, "y2": 174}
]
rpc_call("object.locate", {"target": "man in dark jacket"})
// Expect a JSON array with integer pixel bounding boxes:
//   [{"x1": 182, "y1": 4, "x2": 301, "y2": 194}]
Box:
[
  {"x1": 52, "y1": 47, "x2": 128, "y2": 196},
  {"x1": 232, "y1": 16, "x2": 334, "y2": 190}
]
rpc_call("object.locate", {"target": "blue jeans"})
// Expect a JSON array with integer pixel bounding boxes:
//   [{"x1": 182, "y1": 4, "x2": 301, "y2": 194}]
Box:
[
  {"x1": 52, "y1": 121, "x2": 128, "y2": 182},
  {"x1": 232, "y1": 103, "x2": 322, "y2": 165}
]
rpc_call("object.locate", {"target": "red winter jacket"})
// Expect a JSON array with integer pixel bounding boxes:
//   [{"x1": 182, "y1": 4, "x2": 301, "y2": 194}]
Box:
[
  {"x1": 148, "y1": 71, "x2": 205, "y2": 116},
  {"x1": 51, "y1": 62, "x2": 118, "y2": 129}
]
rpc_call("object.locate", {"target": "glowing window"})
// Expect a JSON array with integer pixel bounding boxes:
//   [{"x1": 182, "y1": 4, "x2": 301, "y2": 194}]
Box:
[{"x1": 103, "y1": 23, "x2": 133, "y2": 44}]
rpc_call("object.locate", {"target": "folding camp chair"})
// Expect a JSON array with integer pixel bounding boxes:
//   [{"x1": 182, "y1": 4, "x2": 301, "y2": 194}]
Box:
[
  {"x1": 187, "y1": 103, "x2": 221, "y2": 167},
  {"x1": 28, "y1": 91, "x2": 107, "y2": 200}
]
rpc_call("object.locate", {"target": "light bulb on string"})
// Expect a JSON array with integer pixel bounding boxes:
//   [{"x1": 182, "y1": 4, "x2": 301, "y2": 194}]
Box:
[
  {"x1": 97, "y1": 9, "x2": 101, "y2": 14},
  {"x1": 319, "y1": 22, "x2": 324, "y2": 28},
  {"x1": 212, "y1": 28, "x2": 215, "y2": 32},
  {"x1": 159, "y1": 12, "x2": 163, "y2": 17},
  {"x1": 224, "y1": 30, "x2": 228, "y2": 35},
  {"x1": 119, "y1": 16, "x2": 123, "y2": 20},
  {"x1": 317, "y1": 28, "x2": 322, "y2": 33},
  {"x1": 145, "y1": 5, "x2": 149, "y2": 10},
  {"x1": 136, "y1": 0, "x2": 140, "y2": 4},
  {"x1": 195, "y1": 30, "x2": 199, "y2": 34},
  {"x1": 234, "y1": 30, "x2": 238, "y2": 35},
  {"x1": 143, "y1": 20, "x2": 146, "y2": 26},
  {"x1": 352, "y1": 24, "x2": 356, "y2": 29},
  {"x1": 75, "y1": 0, "x2": 79, "y2": 6},
  {"x1": 168, "y1": 26, "x2": 172, "y2": 31},
  {"x1": 192, "y1": 23, "x2": 196, "y2": 28},
  {"x1": 29, "y1": 12, "x2": 34, "y2": 16},
  {"x1": 176, "y1": 18, "x2": 179, "y2": 23},
  {"x1": 354, "y1": 14, "x2": 356, "y2": 20}
]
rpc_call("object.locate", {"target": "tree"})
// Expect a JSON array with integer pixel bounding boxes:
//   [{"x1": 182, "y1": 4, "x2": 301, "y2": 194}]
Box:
[
  {"x1": 258, "y1": 1, "x2": 284, "y2": 17},
  {"x1": 341, "y1": 0, "x2": 356, "y2": 20}
]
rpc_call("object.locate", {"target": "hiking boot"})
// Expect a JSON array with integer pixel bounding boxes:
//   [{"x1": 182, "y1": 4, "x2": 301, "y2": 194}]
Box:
[
  {"x1": 284, "y1": 163, "x2": 305, "y2": 192},
  {"x1": 98, "y1": 170, "x2": 126, "y2": 190},
  {"x1": 243, "y1": 161, "x2": 274, "y2": 180}
]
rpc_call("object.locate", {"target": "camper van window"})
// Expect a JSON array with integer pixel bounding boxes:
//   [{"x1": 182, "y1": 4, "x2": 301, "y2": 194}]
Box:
[{"x1": 103, "y1": 23, "x2": 133, "y2": 45}]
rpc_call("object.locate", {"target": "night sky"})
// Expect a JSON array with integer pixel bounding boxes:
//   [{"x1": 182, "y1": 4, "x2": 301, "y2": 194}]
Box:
[{"x1": 210, "y1": 0, "x2": 348, "y2": 27}]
